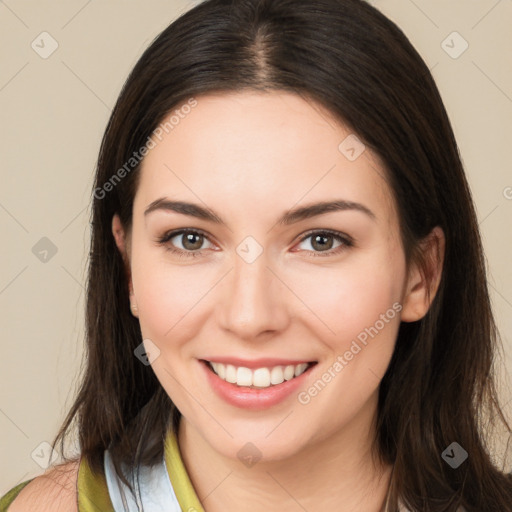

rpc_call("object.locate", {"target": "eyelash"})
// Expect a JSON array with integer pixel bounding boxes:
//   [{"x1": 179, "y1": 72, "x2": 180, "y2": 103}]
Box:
[{"x1": 157, "y1": 228, "x2": 354, "y2": 259}]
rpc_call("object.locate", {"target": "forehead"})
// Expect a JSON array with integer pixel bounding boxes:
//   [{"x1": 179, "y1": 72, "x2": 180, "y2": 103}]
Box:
[{"x1": 135, "y1": 91, "x2": 396, "y2": 228}]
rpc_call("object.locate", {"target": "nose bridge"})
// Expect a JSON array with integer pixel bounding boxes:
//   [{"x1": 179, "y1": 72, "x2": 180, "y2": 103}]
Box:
[{"x1": 218, "y1": 240, "x2": 287, "y2": 339}]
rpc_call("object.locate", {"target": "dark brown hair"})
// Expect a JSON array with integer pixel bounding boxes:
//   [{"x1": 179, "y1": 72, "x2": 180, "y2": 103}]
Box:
[{"x1": 52, "y1": 0, "x2": 512, "y2": 510}]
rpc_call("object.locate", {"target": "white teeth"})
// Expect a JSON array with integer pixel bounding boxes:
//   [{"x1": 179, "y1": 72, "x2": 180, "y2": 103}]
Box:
[
  {"x1": 236, "y1": 367, "x2": 253, "y2": 386},
  {"x1": 225, "y1": 364, "x2": 237, "y2": 383},
  {"x1": 284, "y1": 365, "x2": 295, "y2": 381},
  {"x1": 294, "y1": 363, "x2": 308, "y2": 377},
  {"x1": 253, "y1": 368, "x2": 270, "y2": 387},
  {"x1": 270, "y1": 366, "x2": 284, "y2": 385},
  {"x1": 216, "y1": 363, "x2": 226, "y2": 379},
  {"x1": 208, "y1": 361, "x2": 311, "y2": 388}
]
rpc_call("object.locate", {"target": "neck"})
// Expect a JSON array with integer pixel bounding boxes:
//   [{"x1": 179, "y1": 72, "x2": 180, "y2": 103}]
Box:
[{"x1": 177, "y1": 395, "x2": 393, "y2": 512}]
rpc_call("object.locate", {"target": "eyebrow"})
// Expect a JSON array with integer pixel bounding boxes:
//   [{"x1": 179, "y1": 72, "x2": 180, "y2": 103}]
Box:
[{"x1": 143, "y1": 198, "x2": 376, "y2": 226}]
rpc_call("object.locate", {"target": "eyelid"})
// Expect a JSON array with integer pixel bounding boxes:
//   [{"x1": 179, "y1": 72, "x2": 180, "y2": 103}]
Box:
[
  {"x1": 157, "y1": 228, "x2": 216, "y2": 250},
  {"x1": 297, "y1": 228, "x2": 352, "y2": 243}
]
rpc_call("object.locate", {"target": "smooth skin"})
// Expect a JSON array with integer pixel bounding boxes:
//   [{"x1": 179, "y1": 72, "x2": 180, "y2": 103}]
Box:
[{"x1": 11, "y1": 91, "x2": 444, "y2": 511}]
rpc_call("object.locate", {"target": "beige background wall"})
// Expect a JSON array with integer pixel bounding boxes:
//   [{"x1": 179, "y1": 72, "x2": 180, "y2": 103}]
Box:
[{"x1": 1, "y1": 0, "x2": 511, "y2": 493}]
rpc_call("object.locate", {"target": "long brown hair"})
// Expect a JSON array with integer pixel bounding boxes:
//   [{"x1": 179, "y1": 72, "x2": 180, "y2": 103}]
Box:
[{"x1": 52, "y1": 0, "x2": 512, "y2": 509}]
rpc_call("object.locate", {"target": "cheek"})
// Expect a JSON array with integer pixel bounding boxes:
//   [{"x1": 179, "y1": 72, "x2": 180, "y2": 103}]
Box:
[
  {"x1": 293, "y1": 257, "x2": 405, "y2": 429},
  {"x1": 292, "y1": 251, "x2": 406, "y2": 348},
  {"x1": 131, "y1": 246, "x2": 219, "y2": 345}
]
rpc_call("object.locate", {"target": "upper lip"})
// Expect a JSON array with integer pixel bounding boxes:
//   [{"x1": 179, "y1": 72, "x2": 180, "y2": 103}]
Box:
[{"x1": 201, "y1": 357, "x2": 316, "y2": 369}]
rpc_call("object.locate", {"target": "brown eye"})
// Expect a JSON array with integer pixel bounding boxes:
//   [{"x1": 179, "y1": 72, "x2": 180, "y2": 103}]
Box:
[
  {"x1": 295, "y1": 230, "x2": 353, "y2": 257},
  {"x1": 310, "y1": 233, "x2": 335, "y2": 251},
  {"x1": 178, "y1": 232, "x2": 205, "y2": 251},
  {"x1": 158, "y1": 229, "x2": 214, "y2": 258}
]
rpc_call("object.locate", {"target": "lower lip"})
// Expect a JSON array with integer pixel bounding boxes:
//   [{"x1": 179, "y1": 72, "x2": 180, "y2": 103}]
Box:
[{"x1": 200, "y1": 360, "x2": 314, "y2": 410}]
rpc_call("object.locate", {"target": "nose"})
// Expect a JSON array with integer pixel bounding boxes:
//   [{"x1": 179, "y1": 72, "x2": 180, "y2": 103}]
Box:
[{"x1": 217, "y1": 249, "x2": 290, "y2": 341}]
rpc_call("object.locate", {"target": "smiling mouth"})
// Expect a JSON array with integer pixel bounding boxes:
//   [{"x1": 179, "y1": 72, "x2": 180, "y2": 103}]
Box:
[{"x1": 202, "y1": 360, "x2": 317, "y2": 389}]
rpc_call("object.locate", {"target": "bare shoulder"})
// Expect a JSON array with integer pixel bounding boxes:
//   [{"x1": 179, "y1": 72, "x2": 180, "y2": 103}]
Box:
[{"x1": 9, "y1": 460, "x2": 80, "y2": 512}]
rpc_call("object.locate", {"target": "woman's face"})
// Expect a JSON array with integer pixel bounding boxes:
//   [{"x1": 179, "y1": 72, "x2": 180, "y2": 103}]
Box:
[{"x1": 114, "y1": 91, "x2": 430, "y2": 462}]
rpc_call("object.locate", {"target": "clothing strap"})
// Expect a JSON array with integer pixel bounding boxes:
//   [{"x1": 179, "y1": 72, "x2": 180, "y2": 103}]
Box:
[{"x1": 104, "y1": 450, "x2": 182, "y2": 512}]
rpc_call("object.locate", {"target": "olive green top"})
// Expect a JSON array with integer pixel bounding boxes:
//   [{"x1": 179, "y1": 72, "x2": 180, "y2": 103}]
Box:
[{"x1": 0, "y1": 429, "x2": 205, "y2": 512}]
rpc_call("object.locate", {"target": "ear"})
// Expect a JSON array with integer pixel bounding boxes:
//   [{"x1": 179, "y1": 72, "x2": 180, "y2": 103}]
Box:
[
  {"x1": 112, "y1": 213, "x2": 138, "y2": 317},
  {"x1": 401, "y1": 226, "x2": 445, "y2": 322}
]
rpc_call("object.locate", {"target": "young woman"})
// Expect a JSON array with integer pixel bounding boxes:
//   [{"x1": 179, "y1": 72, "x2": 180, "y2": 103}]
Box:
[{"x1": 2, "y1": 0, "x2": 511, "y2": 510}]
